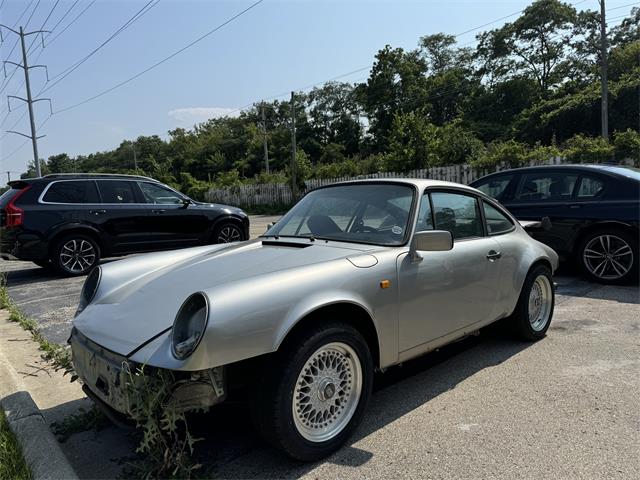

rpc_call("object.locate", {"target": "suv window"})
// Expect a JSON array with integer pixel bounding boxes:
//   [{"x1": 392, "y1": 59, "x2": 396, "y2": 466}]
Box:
[
  {"x1": 42, "y1": 181, "x2": 100, "y2": 204},
  {"x1": 473, "y1": 174, "x2": 513, "y2": 201},
  {"x1": 431, "y1": 192, "x2": 483, "y2": 240},
  {"x1": 514, "y1": 172, "x2": 577, "y2": 202},
  {"x1": 576, "y1": 175, "x2": 606, "y2": 199},
  {"x1": 483, "y1": 201, "x2": 514, "y2": 235},
  {"x1": 139, "y1": 182, "x2": 184, "y2": 204},
  {"x1": 96, "y1": 180, "x2": 139, "y2": 203}
]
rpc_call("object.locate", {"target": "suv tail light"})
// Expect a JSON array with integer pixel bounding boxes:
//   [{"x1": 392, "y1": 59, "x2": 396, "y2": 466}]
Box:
[{"x1": 4, "y1": 185, "x2": 31, "y2": 228}]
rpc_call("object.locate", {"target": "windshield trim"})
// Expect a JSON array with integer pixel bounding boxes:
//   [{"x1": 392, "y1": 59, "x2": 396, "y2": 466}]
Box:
[{"x1": 266, "y1": 181, "x2": 419, "y2": 247}]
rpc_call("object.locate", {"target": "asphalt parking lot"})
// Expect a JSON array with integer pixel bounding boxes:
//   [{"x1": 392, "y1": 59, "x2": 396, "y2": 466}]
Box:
[{"x1": 1, "y1": 215, "x2": 639, "y2": 478}]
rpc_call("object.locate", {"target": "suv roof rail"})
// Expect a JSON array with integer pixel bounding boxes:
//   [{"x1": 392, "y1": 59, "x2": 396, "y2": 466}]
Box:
[{"x1": 42, "y1": 173, "x2": 156, "y2": 181}]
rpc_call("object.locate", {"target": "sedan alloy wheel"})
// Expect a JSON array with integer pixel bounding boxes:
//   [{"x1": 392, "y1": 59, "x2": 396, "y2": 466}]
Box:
[
  {"x1": 582, "y1": 234, "x2": 634, "y2": 281},
  {"x1": 216, "y1": 224, "x2": 242, "y2": 243}
]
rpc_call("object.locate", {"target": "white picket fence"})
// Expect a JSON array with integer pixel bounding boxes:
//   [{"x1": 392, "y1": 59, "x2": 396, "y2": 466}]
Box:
[{"x1": 204, "y1": 156, "x2": 572, "y2": 207}]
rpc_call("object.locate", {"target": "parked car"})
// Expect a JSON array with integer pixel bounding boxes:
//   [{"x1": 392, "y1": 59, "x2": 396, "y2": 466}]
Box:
[
  {"x1": 0, "y1": 173, "x2": 249, "y2": 276},
  {"x1": 71, "y1": 179, "x2": 557, "y2": 461},
  {"x1": 470, "y1": 165, "x2": 639, "y2": 284}
]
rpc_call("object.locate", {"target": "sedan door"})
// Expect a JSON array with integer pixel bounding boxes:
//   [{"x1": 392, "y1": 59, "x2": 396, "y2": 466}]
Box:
[{"x1": 397, "y1": 190, "x2": 503, "y2": 352}]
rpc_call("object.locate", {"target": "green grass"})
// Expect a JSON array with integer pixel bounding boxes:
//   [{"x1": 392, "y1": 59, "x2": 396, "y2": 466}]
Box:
[{"x1": 0, "y1": 409, "x2": 31, "y2": 480}]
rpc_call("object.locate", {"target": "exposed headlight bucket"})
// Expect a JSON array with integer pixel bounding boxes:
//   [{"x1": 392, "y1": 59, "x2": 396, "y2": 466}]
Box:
[
  {"x1": 171, "y1": 292, "x2": 209, "y2": 359},
  {"x1": 75, "y1": 266, "x2": 101, "y2": 316}
]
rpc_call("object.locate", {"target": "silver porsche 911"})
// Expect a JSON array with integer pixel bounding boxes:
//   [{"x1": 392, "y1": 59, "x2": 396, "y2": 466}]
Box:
[{"x1": 70, "y1": 179, "x2": 558, "y2": 461}]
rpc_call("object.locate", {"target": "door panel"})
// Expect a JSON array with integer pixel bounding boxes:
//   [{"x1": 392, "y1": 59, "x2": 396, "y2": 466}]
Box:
[{"x1": 397, "y1": 237, "x2": 502, "y2": 351}]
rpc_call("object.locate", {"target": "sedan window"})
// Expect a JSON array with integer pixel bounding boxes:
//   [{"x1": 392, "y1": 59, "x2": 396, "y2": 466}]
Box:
[
  {"x1": 576, "y1": 176, "x2": 606, "y2": 199},
  {"x1": 473, "y1": 174, "x2": 513, "y2": 201},
  {"x1": 431, "y1": 192, "x2": 483, "y2": 240},
  {"x1": 514, "y1": 173, "x2": 577, "y2": 202}
]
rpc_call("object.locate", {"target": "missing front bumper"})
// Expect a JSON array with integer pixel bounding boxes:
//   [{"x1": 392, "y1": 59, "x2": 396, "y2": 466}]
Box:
[{"x1": 70, "y1": 328, "x2": 226, "y2": 415}]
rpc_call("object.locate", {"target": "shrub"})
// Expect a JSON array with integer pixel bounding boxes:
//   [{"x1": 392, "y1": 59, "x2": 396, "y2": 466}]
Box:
[
  {"x1": 613, "y1": 129, "x2": 640, "y2": 162},
  {"x1": 562, "y1": 134, "x2": 614, "y2": 163}
]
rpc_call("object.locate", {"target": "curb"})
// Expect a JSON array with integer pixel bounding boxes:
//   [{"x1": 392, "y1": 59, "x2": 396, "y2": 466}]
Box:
[{"x1": 1, "y1": 391, "x2": 79, "y2": 480}]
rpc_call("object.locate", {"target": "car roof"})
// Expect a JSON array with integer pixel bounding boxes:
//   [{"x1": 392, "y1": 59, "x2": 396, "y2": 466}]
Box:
[
  {"x1": 470, "y1": 163, "x2": 640, "y2": 181},
  {"x1": 319, "y1": 178, "x2": 480, "y2": 193},
  {"x1": 41, "y1": 173, "x2": 155, "y2": 181}
]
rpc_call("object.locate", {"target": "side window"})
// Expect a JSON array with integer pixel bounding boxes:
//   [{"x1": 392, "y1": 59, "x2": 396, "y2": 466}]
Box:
[
  {"x1": 514, "y1": 172, "x2": 577, "y2": 202},
  {"x1": 473, "y1": 174, "x2": 513, "y2": 201},
  {"x1": 139, "y1": 182, "x2": 184, "y2": 204},
  {"x1": 431, "y1": 192, "x2": 483, "y2": 240},
  {"x1": 416, "y1": 194, "x2": 434, "y2": 231},
  {"x1": 576, "y1": 176, "x2": 606, "y2": 199},
  {"x1": 96, "y1": 181, "x2": 139, "y2": 204},
  {"x1": 42, "y1": 181, "x2": 99, "y2": 204},
  {"x1": 483, "y1": 201, "x2": 514, "y2": 235}
]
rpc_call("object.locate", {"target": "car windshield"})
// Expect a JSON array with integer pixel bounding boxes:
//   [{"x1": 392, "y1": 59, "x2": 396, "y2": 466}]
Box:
[{"x1": 265, "y1": 183, "x2": 415, "y2": 246}]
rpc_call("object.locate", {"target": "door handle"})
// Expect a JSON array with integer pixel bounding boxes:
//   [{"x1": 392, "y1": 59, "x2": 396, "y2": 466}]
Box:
[
  {"x1": 568, "y1": 204, "x2": 582, "y2": 209},
  {"x1": 486, "y1": 250, "x2": 502, "y2": 260},
  {"x1": 89, "y1": 209, "x2": 106, "y2": 215},
  {"x1": 152, "y1": 209, "x2": 166, "y2": 214}
]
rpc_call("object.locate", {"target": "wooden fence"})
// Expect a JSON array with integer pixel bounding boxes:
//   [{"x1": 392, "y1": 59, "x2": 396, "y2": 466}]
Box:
[{"x1": 204, "y1": 157, "x2": 612, "y2": 207}]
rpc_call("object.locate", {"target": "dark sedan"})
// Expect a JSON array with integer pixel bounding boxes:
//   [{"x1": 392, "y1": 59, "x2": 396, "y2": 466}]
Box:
[
  {"x1": 470, "y1": 164, "x2": 639, "y2": 284},
  {"x1": 0, "y1": 173, "x2": 249, "y2": 276}
]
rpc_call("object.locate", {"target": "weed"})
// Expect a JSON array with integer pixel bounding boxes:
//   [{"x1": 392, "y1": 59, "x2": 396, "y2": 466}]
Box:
[
  {"x1": 50, "y1": 406, "x2": 109, "y2": 442},
  {"x1": 0, "y1": 409, "x2": 31, "y2": 480}
]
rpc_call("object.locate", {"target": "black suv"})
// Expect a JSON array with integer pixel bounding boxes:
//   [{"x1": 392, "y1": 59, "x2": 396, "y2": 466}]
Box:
[
  {"x1": 0, "y1": 174, "x2": 249, "y2": 276},
  {"x1": 470, "y1": 164, "x2": 639, "y2": 284}
]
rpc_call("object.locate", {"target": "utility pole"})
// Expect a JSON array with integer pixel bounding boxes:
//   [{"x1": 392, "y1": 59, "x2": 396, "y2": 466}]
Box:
[
  {"x1": 599, "y1": 0, "x2": 609, "y2": 141},
  {"x1": 290, "y1": 91, "x2": 297, "y2": 198},
  {"x1": 0, "y1": 24, "x2": 51, "y2": 178},
  {"x1": 5, "y1": 171, "x2": 11, "y2": 182},
  {"x1": 261, "y1": 103, "x2": 269, "y2": 174},
  {"x1": 132, "y1": 144, "x2": 138, "y2": 170}
]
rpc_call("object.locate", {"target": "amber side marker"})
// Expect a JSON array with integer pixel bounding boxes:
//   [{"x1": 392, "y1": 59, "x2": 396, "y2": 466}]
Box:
[{"x1": 380, "y1": 280, "x2": 391, "y2": 289}]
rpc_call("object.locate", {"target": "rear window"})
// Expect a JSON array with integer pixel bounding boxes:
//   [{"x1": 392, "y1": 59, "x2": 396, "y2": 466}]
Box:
[
  {"x1": 42, "y1": 181, "x2": 100, "y2": 204},
  {"x1": 0, "y1": 187, "x2": 22, "y2": 208},
  {"x1": 96, "y1": 180, "x2": 139, "y2": 203},
  {"x1": 473, "y1": 174, "x2": 513, "y2": 200}
]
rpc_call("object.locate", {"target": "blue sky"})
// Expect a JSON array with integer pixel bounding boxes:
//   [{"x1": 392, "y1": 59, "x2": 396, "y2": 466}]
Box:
[{"x1": 0, "y1": 0, "x2": 635, "y2": 176}]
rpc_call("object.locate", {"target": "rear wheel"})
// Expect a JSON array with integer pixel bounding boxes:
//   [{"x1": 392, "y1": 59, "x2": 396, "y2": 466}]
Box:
[
  {"x1": 51, "y1": 234, "x2": 100, "y2": 276},
  {"x1": 214, "y1": 222, "x2": 244, "y2": 243},
  {"x1": 251, "y1": 322, "x2": 373, "y2": 461},
  {"x1": 577, "y1": 229, "x2": 638, "y2": 284},
  {"x1": 510, "y1": 264, "x2": 554, "y2": 341}
]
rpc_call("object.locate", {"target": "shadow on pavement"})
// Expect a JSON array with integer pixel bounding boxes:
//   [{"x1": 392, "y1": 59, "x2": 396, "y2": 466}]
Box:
[{"x1": 192, "y1": 330, "x2": 530, "y2": 478}]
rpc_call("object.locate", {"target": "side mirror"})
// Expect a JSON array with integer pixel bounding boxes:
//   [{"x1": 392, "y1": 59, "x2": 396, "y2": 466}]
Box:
[
  {"x1": 180, "y1": 198, "x2": 192, "y2": 209},
  {"x1": 410, "y1": 230, "x2": 453, "y2": 262}
]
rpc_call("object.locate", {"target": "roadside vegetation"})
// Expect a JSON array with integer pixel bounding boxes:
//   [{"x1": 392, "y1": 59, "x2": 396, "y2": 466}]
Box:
[
  {"x1": 18, "y1": 1, "x2": 639, "y2": 200},
  {"x1": 0, "y1": 410, "x2": 31, "y2": 480}
]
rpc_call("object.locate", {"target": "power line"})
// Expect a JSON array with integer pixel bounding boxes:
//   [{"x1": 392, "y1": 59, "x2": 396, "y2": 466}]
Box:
[
  {"x1": 28, "y1": 0, "x2": 79, "y2": 53},
  {"x1": 43, "y1": 0, "x2": 96, "y2": 49},
  {"x1": 0, "y1": 0, "x2": 40, "y2": 92},
  {"x1": 54, "y1": 0, "x2": 265, "y2": 114},
  {"x1": 41, "y1": 0, "x2": 160, "y2": 94}
]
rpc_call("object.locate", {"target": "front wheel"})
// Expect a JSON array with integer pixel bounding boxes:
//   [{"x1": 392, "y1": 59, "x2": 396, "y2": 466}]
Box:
[
  {"x1": 51, "y1": 234, "x2": 100, "y2": 276},
  {"x1": 510, "y1": 264, "x2": 554, "y2": 341},
  {"x1": 214, "y1": 222, "x2": 244, "y2": 243},
  {"x1": 252, "y1": 323, "x2": 373, "y2": 461}
]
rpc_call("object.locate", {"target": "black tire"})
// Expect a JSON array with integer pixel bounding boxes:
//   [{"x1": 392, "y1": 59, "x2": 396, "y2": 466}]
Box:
[
  {"x1": 251, "y1": 322, "x2": 373, "y2": 461},
  {"x1": 51, "y1": 234, "x2": 101, "y2": 276},
  {"x1": 213, "y1": 222, "x2": 244, "y2": 244},
  {"x1": 510, "y1": 264, "x2": 555, "y2": 341},
  {"x1": 576, "y1": 228, "x2": 638, "y2": 285}
]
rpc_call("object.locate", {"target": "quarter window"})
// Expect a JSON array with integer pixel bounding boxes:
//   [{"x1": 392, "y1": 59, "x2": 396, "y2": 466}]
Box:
[
  {"x1": 473, "y1": 174, "x2": 513, "y2": 201},
  {"x1": 483, "y1": 202, "x2": 514, "y2": 235},
  {"x1": 42, "y1": 181, "x2": 100, "y2": 204},
  {"x1": 576, "y1": 176, "x2": 606, "y2": 198},
  {"x1": 96, "y1": 181, "x2": 139, "y2": 203},
  {"x1": 431, "y1": 192, "x2": 483, "y2": 240},
  {"x1": 515, "y1": 173, "x2": 577, "y2": 202},
  {"x1": 139, "y1": 182, "x2": 184, "y2": 204}
]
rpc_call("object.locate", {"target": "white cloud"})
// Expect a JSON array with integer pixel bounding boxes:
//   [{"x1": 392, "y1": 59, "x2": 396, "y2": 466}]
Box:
[{"x1": 168, "y1": 107, "x2": 240, "y2": 127}]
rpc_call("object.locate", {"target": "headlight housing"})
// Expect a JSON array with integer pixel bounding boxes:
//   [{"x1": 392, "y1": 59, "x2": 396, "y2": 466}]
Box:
[
  {"x1": 75, "y1": 266, "x2": 101, "y2": 316},
  {"x1": 171, "y1": 292, "x2": 209, "y2": 359}
]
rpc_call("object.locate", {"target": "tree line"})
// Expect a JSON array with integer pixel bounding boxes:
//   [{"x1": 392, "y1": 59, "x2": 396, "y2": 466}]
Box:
[{"x1": 21, "y1": 0, "x2": 640, "y2": 200}]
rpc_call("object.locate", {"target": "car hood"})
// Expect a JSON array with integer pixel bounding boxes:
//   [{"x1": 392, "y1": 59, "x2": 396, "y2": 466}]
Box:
[{"x1": 74, "y1": 239, "x2": 375, "y2": 355}]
